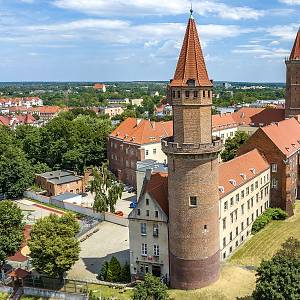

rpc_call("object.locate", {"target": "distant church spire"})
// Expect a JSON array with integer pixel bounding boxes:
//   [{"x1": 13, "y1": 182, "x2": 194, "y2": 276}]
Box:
[{"x1": 290, "y1": 29, "x2": 300, "y2": 60}]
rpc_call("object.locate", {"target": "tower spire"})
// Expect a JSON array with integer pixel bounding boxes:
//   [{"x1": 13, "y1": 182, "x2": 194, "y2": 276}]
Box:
[{"x1": 190, "y1": 1, "x2": 194, "y2": 19}]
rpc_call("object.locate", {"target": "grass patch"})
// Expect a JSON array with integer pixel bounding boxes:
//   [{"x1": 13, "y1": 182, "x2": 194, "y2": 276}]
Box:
[
  {"x1": 26, "y1": 198, "x2": 84, "y2": 219},
  {"x1": 169, "y1": 264, "x2": 255, "y2": 300},
  {"x1": 230, "y1": 201, "x2": 300, "y2": 267},
  {"x1": 88, "y1": 284, "x2": 133, "y2": 300},
  {"x1": 0, "y1": 293, "x2": 8, "y2": 300}
]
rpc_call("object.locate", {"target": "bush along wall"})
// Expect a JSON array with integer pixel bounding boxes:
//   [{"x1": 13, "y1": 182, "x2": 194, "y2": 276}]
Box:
[{"x1": 252, "y1": 208, "x2": 288, "y2": 234}]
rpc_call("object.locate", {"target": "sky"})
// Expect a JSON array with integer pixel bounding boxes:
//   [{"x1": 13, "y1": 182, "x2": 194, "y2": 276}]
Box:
[{"x1": 0, "y1": 0, "x2": 300, "y2": 82}]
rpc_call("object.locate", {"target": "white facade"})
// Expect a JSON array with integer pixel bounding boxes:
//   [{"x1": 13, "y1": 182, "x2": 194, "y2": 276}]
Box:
[
  {"x1": 219, "y1": 168, "x2": 271, "y2": 260},
  {"x1": 142, "y1": 142, "x2": 167, "y2": 163},
  {"x1": 129, "y1": 192, "x2": 169, "y2": 282}
]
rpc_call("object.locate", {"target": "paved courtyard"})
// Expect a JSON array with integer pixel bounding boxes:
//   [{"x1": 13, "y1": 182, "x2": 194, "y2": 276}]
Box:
[{"x1": 67, "y1": 221, "x2": 130, "y2": 281}]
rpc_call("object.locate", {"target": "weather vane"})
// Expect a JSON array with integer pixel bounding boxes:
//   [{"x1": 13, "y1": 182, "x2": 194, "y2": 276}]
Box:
[{"x1": 190, "y1": 1, "x2": 194, "y2": 18}]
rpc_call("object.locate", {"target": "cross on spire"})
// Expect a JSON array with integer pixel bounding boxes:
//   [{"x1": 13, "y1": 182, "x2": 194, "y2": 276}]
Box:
[{"x1": 190, "y1": 1, "x2": 194, "y2": 19}]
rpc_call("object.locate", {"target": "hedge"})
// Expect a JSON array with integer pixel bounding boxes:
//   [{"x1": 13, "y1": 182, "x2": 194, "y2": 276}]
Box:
[{"x1": 252, "y1": 208, "x2": 288, "y2": 234}]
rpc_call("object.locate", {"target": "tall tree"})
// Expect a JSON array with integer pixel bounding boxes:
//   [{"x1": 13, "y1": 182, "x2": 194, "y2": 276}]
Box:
[
  {"x1": 132, "y1": 273, "x2": 169, "y2": 300},
  {"x1": 221, "y1": 131, "x2": 249, "y2": 162},
  {"x1": 90, "y1": 163, "x2": 124, "y2": 213},
  {"x1": 253, "y1": 237, "x2": 300, "y2": 300},
  {"x1": 29, "y1": 213, "x2": 80, "y2": 279},
  {"x1": 0, "y1": 201, "x2": 24, "y2": 268}
]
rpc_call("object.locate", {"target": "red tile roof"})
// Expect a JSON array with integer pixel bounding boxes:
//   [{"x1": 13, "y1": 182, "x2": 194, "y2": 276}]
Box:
[
  {"x1": 94, "y1": 83, "x2": 105, "y2": 89},
  {"x1": 170, "y1": 15, "x2": 212, "y2": 87},
  {"x1": 36, "y1": 106, "x2": 61, "y2": 114},
  {"x1": 232, "y1": 107, "x2": 285, "y2": 127},
  {"x1": 290, "y1": 29, "x2": 300, "y2": 60},
  {"x1": 0, "y1": 116, "x2": 9, "y2": 126},
  {"x1": 261, "y1": 117, "x2": 300, "y2": 157},
  {"x1": 212, "y1": 107, "x2": 285, "y2": 131},
  {"x1": 145, "y1": 173, "x2": 169, "y2": 216},
  {"x1": 110, "y1": 118, "x2": 173, "y2": 145},
  {"x1": 218, "y1": 149, "x2": 269, "y2": 196}
]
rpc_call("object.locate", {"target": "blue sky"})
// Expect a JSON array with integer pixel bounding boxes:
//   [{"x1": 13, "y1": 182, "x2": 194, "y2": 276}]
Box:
[{"x1": 0, "y1": 0, "x2": 299, "y2": 82}]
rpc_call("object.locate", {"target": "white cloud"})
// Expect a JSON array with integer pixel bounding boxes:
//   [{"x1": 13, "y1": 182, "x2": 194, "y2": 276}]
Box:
[
  {"x1": 233, "y1": 44, "x2": 290, "y2": 59},
  {"x1": 52, "y1": 0, "x2": 264, "y2": 20},
  {"x1": 266, "y1": 24, "x2": 299, "y2": 41},
  {"x1": 279, "y1": 0, "x2": 300, "y2": 4}
]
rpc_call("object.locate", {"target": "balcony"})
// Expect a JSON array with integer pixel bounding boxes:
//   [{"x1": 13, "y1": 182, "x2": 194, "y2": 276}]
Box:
[{"x1": 161, "y1": 136, "x2": 222, "y2": 156}]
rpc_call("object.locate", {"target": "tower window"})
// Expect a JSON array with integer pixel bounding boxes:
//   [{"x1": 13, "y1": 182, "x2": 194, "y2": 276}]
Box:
[
  {"x1": 203, "y1": 90, "x2": 206, "y2": 98},
  {"x1": 189, "y1": 196, "x2": 197, "y2": 207},
  {"x1": 185, "y1": 91, "x2": 190, "y2": 98},
  {"x1": 194, "y1": 91, "x2": 198, "y2": 98},
  {"x1": 172, "y1": 90, "x2": 176, "y2": 98},
  {"x1": 177, "y1": 91, "x2": 181, "y2": 98}
]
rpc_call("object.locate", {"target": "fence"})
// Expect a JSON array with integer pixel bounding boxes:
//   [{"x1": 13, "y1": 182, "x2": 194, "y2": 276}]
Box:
[{"x1": 24, "y1": 191, "x2": 129, "y2": 226}]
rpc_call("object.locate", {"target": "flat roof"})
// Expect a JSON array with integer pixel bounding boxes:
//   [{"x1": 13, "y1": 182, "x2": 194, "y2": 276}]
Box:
[
  {"x1": 40, "y1": 170, "x2": 73, "y2": 179},
  {"x1": 48, "y1": 175, "x2": 82, "y2": 185},
  {"x1": 52, "y1": 192, "x2": 79, "y2": 202}
]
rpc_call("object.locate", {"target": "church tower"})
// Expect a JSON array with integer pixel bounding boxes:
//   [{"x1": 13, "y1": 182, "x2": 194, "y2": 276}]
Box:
[
  {"x1": 162, "y1": 10, "x2": 222, "y2": 289},
  {"x1": 285, "y1": 29, "x2": 300, "y2": 118}
]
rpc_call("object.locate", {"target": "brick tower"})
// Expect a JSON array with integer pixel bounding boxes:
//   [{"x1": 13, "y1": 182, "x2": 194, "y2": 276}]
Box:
[
  {"x1": 285, "y1": 28, "x2": 300, "y2": 118},
  {"x1": 162, "y1": 10, "x2": 222, "y2": 290}
]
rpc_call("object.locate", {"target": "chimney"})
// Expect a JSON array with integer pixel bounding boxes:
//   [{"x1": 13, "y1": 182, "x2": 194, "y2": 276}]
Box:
[{"x1": 145, "y1": 169, "x2": 152, "y2": 181}]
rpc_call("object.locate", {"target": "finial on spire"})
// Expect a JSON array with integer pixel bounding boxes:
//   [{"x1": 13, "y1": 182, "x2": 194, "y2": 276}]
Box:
[{"x1": 190, "y1": 1, "x2": 194, "y2": 19}]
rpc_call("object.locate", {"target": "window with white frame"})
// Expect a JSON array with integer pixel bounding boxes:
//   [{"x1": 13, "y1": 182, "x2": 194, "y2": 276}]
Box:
[
  {"x1": 141, "y1": 243, "x2": 147, "y2": 256},
  {"x1": 153, "y1": 224, "x2": 159, "y2": 237},
  {"x1": 271, "y1": 164, "x2": 278, "y2": 173},
  {"x1": 153, "y1": 244, "x2": 159, "y2": 256}
]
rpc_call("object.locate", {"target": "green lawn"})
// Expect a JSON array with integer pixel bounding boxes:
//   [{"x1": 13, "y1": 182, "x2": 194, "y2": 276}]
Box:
[
  {"x1": 88, "y1": 284, "x2": 133, "y2": 300},
  {"x1": 230, "y1": 201, "x2": 300, "y2": 266},
  {"x1": 0, "y1": 293, "x2": 8, "y2": 300}
]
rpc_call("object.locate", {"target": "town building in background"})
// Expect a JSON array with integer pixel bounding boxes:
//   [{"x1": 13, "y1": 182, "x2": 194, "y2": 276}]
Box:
[
  {"x1": 99, "y1": 105, "x2": 124, "y2": 118},
  {"x1": 108, "y1": 118, "x2": 172, "y2": 187},
  {"x1": 94, "y1": 83, "x2": 107, "y2": 92},
  {"x1": 35, "y1": 170, "x2": 84, "y2": 197}
]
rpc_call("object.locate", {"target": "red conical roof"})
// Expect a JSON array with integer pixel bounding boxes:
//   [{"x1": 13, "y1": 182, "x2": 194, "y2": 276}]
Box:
[
  {"x1": 290, "y1": 29, "x2": 300, "y2": 60},
  {"x1": 170, "y1": 15, "x2": 212, "y2": 87}
]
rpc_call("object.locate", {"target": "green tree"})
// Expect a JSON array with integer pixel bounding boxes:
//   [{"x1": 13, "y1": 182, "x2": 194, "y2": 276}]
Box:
[
  {"x1": 132, "y1": 273, "x2": 169, "y2": 300},
  {"x1": 106, "y1": 256, "x2": 121, "y2": 283},
  {"x1": 29, "y1": 213, "x2": 80, "y2": 279},
  {"x1": 120, "y1": 262, "x2": 131, "y2": 283},
  {"x1": 98, "y1": 261, "x2": 109, "y2": 280},
  {"x1": 253, "y1": 237, "x2": 300, "y2": 300},
  {"x1": 0, "y1": 201, "x2": 24, "y2": 268},
  {"x1": 221, "y1": 131, "x2": 249, "y2": 162},
  {"x1": 90, "y1": 163, "x2": 124, "y2": 213},
  {"x1": 0, "y1": 146, "x2": 34, "y2": 198}
]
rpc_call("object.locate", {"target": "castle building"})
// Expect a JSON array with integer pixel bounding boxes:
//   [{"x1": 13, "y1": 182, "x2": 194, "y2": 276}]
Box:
[
  {"x1": 161, "y1": 10, "x2": 222, "y2": 289},
  {"x1": 285, "y1": 29, "x2": 300, "y2": 118},
  {"x1": 128, "y1": 149, "x2": 270, "y2": 284}
]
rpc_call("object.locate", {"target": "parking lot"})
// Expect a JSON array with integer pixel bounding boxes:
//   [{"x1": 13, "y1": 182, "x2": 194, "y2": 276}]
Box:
[{"x1": 67, "y1": 221, "x2": 130, "y2": 281}]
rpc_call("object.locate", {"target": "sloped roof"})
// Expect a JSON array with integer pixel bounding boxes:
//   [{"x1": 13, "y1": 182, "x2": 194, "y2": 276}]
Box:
[
  {"x1": 290, "y1": 29, "x2": 300, "y2": 60},
  {"x1": 110, "y1": 118, "x2": 173, "y2": 145},
  {"x1": 144, "y1": 173, "x2": 169, "y2": 216},
  {"x1": 261, "y1": 117, "x2": 300, "y2": 157},
  {"x1": 212, "y1": 113, "x2": 237, "y2": 130},
  {"x1": 219, "y1": 149, "x2": 269, "y2": 197},
  {"x1": 232, "y1": 107, "x2": 285, "y2": 126},
  {"x1": 0, "y1": 116, "x2": 9, "y2": 126},
  {"x1": 170, "y1": 15, "x2": 211, "y2": 87}
]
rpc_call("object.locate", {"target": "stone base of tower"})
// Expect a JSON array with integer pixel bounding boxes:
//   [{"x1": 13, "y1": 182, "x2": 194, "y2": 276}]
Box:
[{"x1": 169, "y1": 251, "x2": 220, "y2": 290}]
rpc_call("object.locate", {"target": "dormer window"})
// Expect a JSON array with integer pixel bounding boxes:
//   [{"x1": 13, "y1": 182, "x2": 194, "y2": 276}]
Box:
[
  {"x1": 187, "y1": 79, "x2": 196, "y2": 87},
  {"x1": 229, "y1": 179, "x2": 237, "y2": 186},
  {"x1": 240, "y1": 173, "x2": 247, "y2": 180},
  {"x1": 219, "y1": 186, "x2": 225, "y2": 193},
  {"x1": 250, "y1": 168, "x2": 256, "y2": 174}
]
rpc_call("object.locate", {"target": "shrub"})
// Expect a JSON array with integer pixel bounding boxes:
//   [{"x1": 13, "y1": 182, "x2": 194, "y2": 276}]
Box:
[
  {"x1": 98, "y1": 261, "x2": 109, "y2": 281},
  {"x1": 252, "y1": 208, "x2": 288, "y2": 234},
  {"x1": 120, "y1": 262, "x2": 131, "y2": 283}
]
